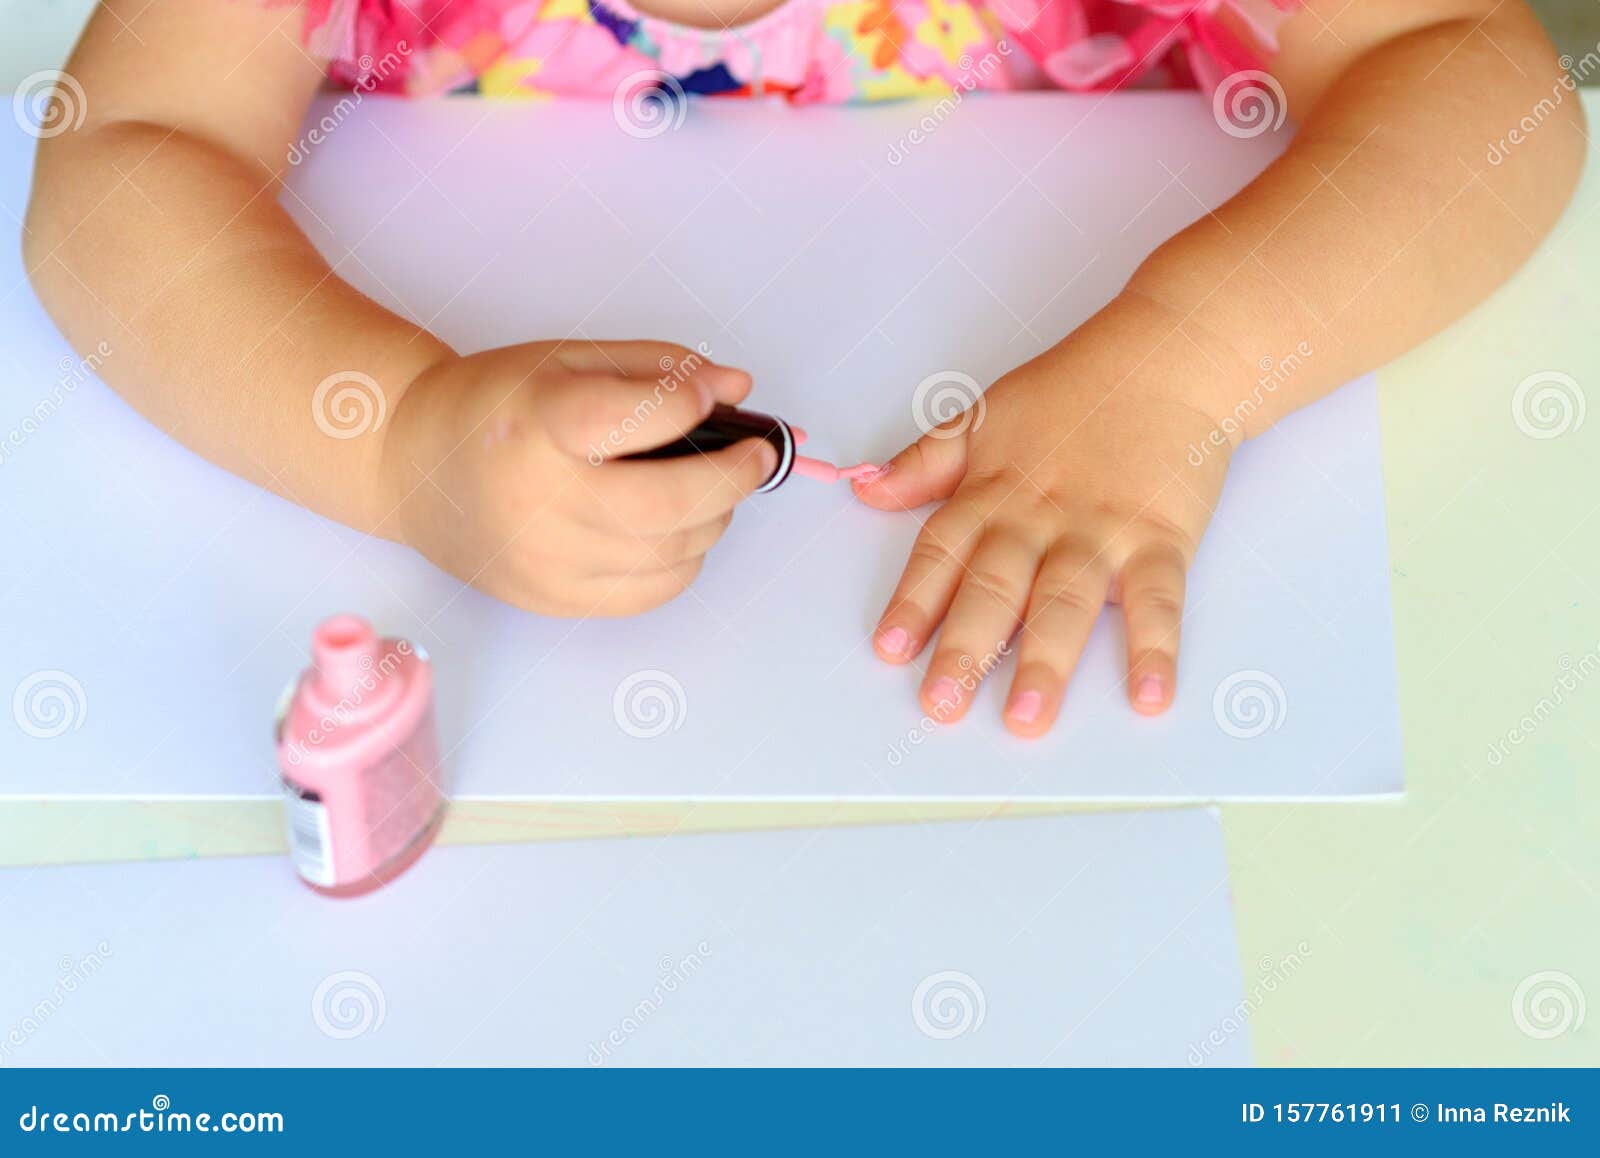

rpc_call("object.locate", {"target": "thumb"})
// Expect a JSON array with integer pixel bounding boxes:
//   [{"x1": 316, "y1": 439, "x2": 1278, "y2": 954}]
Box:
[{"x1": 852, "y1": 424, "x2": 970, "y2": 510}]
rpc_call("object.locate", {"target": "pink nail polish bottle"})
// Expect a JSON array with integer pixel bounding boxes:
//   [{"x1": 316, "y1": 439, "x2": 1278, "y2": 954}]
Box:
[{"x1": 275, "y1": 615, "x2": 446, "y2": 897}]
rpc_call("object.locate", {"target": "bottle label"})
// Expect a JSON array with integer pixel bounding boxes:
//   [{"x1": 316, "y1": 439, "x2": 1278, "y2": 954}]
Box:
[{"x1": 284, "y1": 786, "x2": 335, "y2": 887}]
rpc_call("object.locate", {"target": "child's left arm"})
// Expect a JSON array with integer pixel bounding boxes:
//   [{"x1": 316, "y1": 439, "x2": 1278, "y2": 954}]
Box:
[{"x1": 856, "y1": 0, "x2": 1585, "y2": 736}]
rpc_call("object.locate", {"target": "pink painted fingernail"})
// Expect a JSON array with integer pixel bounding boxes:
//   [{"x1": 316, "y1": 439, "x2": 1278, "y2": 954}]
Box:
[
  {"x1": 877, "y1": 626, "x2": 908, "y2": 657},
  {"x1": 1135, "y1": 675, "x2": 1165, "y2": 704},
  {"x1": 926, "y1": 677, "x2": 960, "y2": 710},
  {"x1": 1007, "y1": 689, "x2": 1042, "y2": 724}
]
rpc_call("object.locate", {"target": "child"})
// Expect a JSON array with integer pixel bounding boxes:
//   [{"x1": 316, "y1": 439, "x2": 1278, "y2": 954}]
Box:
[{"x1": 23, "y1": 0, "x2": 1584, "y2": 737}]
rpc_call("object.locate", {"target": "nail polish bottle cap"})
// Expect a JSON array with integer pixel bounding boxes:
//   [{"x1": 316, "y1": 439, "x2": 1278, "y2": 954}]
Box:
[{"x1": 308, "y1": 614, "x2": 402, "y2": 719}]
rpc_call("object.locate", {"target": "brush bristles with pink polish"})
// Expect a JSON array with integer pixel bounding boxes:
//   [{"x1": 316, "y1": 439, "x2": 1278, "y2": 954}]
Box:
[{"x1": 793, "y1": 456, "x2": 883, "y2": 484}]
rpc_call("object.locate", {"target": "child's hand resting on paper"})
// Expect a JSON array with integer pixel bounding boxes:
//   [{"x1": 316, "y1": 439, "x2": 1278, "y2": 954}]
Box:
[
  {"x1": 855, "y1": 297, "x2": 1235, "y2": 738},
  {"x1": 856, "y1": 1, "x2": 1584, "y2": 738},
  {"x1": 383, "y1": 341, "x2": 775, "y2": 617}
]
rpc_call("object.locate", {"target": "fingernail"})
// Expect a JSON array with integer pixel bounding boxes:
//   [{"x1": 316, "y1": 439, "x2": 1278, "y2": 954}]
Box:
[
  {"x1": 927, "y1": 677, "x2": 960, "y2": 709},
  {"x1": 877, "y1": 625, "x2": 908, "y2": 657},
  {"x1": 1007, "y1": 689, "x2": 1042, "y2": 724},
  {"x1": 850, "y1": 463, "x2": 889, "y2": 492},
  {"x1": 1135, "y1": 675, "x2": 1164, "y2": 704}
]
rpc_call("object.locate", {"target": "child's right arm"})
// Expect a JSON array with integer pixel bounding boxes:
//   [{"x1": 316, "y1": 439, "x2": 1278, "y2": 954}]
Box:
[{"x1": 24, "y1": 0, "x2": 773, "y2": 617}]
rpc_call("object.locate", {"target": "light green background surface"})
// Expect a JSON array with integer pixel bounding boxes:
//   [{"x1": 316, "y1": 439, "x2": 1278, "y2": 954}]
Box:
[{"x1": 2, "y1": 5, "x2": 1597, "y2": 1067}]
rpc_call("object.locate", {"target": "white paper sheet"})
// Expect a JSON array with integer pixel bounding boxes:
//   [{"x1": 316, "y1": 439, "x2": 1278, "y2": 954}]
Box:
[
  {"x1": 0, "y1": 95, "x2": 1401, "y2": 799},
  {"x1": 0, "y1": 808, "x2": 1248, "y2": 1065}
]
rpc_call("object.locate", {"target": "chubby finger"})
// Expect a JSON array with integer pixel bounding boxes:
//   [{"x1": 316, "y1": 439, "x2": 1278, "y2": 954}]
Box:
[
  {"x1": 555, "y1": 340, "x2": 752, "y2": 403},
  {"x1": 593, "y1": 512, "x2": 734, "y2": 573},
  {"x1": 919, "y1": 529, "x2": 1039, "y2": 721},
  {"x1": 1002, "y1": 542, "x2": 1112, "y2": 738},
  {"x1": 1118, "y1": 544, "x2": 1187, "y2": 715},
  {"x1": 852, "y1": 427, "x2": 968, "y2": 511},
  {"x1": 590, "y1": 436, "x2": 777, "y2": 532},
  {"x1": 872, "y1": 501, "x2": 983, "y2": 664}
]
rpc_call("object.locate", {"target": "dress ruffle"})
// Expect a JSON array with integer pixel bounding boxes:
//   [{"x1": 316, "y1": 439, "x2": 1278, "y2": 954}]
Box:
[
  {"x1": 997, "y1": 0, "x2": 1295, "y2": 94},
  {"x1": 274, "y1": 0, "x2": 1297, "y2": 102}
]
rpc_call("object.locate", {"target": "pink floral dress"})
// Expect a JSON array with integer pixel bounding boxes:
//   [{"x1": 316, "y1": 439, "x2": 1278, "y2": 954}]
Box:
[{"x1": 279, "y1": 0, "x2": 1297, "y2": 105}]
